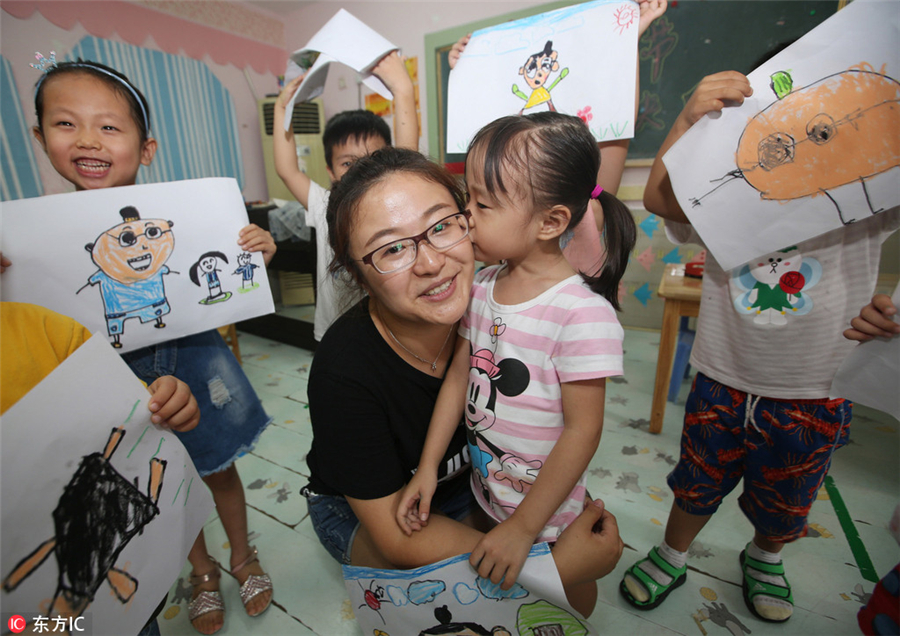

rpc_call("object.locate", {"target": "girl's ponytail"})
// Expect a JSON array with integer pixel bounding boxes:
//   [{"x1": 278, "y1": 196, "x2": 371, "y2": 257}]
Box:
[{"x1": 580, "y1": 189, "x2": 636, "y2": 311}]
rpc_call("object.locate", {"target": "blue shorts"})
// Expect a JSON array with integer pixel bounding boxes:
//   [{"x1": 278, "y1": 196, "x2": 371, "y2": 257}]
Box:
[
  {"x1": 122, "y1": 329, "x2": 271, "y2": 476},
  {"x1": 106, "y1": 300, "x2": 170, "y2": 335},
  {"x1": 668, "y1": 372, "x2": 851, "y2": 542},
  {"x1": 304, "y1": 473, "x2": 478, "y2": 565}
]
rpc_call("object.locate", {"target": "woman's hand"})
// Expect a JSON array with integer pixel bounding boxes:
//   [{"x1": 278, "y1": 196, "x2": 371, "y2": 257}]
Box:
[
  {"x1": 0, "y1": 253, "x2": 10, "y2": 273},
  {"x1": 469, "y1": 517, "x2": 536, "y2": 590},
  {"x1": 395, "y1": 470, "x2": 438, "y2": 535},
  {"x1": 239, "y1": 224, "x2": 276, "y2": 266},
  {"x1": 147, "y1": 376, "x2": 200, "y2": 432},
  {"x1": 449, "y1": 34, "x2": 471, "y2": 70},
  {"x1": 844, "y1": 294, "x2": 900, "y2": 341}
]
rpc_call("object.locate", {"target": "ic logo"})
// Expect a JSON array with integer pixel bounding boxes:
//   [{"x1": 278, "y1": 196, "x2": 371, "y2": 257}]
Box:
[{"x1": 7, "y1": 615, "x2": 26, "y2": 633}]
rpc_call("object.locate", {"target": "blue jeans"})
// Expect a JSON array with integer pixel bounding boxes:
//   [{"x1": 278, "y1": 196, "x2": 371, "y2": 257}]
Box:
[
  {"x1": 304, "y1": 473, "x2": 477, "y2": 564},
  {"x1": 123, "y1": 330, "x2": 271, "y2": 475}
]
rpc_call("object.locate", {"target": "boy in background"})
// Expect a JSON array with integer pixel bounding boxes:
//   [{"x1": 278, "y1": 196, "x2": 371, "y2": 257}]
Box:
[
  {"x1": 619, "y1": 70, "x2": 899, "y2": 623},
  {"x1": 274, "y1": 51, "x2": 418, "y2": 341}
]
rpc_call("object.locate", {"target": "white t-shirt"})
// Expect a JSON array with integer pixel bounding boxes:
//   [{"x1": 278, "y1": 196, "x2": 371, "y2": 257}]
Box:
[
  {"x1": 459, "y1": 265, "x2": 624, "y2": 541},
  {"x1": 306, "y1": 181, "x2": 363, "y2": 341},
  {"x1": 666, "y1": 210, "x2": 899, "y2": 399}
]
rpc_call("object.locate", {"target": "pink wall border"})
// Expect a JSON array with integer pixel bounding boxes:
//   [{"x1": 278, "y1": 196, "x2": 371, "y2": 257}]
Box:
[{"x1": 2, "y1": 1, "x2": 288, "y2": 75}]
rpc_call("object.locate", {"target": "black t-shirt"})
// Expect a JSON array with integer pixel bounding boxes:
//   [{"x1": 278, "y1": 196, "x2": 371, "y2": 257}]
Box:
[{"x1": 305, "y1": 298, "x2": 469, "y2": 499}]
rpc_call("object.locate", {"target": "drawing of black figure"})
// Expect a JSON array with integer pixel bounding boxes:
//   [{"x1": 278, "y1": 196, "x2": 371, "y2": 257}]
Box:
[
  {"x1": 2, "y1": 427, "x2": 166, "y2": 627},
  {"x1": 190, "y1": 251, "x2": 232, "y2": 305}
]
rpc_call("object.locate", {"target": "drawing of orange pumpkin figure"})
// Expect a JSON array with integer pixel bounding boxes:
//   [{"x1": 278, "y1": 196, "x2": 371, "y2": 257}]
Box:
[{"x1": 693, "y1": 64, "x2": 900, "y2": 224}]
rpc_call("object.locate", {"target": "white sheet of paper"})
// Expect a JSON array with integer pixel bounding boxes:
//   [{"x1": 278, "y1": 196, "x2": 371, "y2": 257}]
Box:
[
  {"x1": 344, "y1": 543, "x2": 597, "y2": 633},
  {"x1": 0, "y1": 178, "x2": 274, "y2": 353},
  {"x1": 447, "y1": 0, "x2": 638, "y2": 154},
  {"x1": 663, "y1": 0, "x2": 900, "y2": 271},
  {"x1": 284, "y1": 9, "x2": 398, "y2": 128},
  {"x1": 1, "y1": 335, "x2": 214, "y2": 635},
  {"x1": 830, "y1": 282, "x2": 900, "y2": 419}
]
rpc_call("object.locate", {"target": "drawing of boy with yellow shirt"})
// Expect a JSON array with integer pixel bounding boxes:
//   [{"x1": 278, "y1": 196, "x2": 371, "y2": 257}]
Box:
[{"x1": 512, "y1": 41, "x2": 569, "y2": 115}]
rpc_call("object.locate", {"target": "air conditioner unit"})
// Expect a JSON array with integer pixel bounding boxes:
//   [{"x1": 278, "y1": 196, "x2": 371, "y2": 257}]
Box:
[{"x1": 259, "y1": 97, "x2": 329, "y2": 201}]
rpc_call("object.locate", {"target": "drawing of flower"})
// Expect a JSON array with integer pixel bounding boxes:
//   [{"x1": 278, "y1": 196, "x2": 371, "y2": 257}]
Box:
[{"x1": 578, "y1": 106, "x2": 593, "y2": 124}]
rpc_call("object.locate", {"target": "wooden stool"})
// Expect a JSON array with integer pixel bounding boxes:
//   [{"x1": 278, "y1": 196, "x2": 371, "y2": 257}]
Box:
[
  {"x1": 217, "y1": 324, "x2": 242, "y2": 364},
  {"x1": 651, "y1": 264, "x2": 702, "y2": 434}
]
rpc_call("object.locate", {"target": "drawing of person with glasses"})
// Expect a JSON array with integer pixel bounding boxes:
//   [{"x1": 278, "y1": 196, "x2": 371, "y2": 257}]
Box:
[{"x1": 79, "y1": 205, "x2": 175, "y2": 348}]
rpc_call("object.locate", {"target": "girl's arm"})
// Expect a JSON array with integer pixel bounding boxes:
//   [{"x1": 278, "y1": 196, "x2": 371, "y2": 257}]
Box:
[
  {"x1": 273, "y1": 75, "x2": 312, "y2": 209},
  {"x1": 355, "y1": 489, "x2": 485, "y2": 569},
  {"x1": 644, "y1": 71, "x2": 752, "y2": 222},
  {"x1": 371, "y1": 51, "x2": 419, "y2": 151},
  {"x1": 350, "y1": 483, "x2": 622, "y2": 581},
  {"x1": 470, "y1": 376, "x2": 606, "y2": 590},
  {"x1": 396, "y1": 335, "x2": 470, "y2": 534}
]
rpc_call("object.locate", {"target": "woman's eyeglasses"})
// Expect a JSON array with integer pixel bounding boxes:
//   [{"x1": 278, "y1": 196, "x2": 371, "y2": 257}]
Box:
[{"x1": 360, "y1": 212, "x2": 470, "y2": 274}]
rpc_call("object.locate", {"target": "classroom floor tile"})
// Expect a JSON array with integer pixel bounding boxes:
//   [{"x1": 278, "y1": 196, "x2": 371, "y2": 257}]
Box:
[{"x1": 159, "y1": 328, "x2": 899, "y2": 636}]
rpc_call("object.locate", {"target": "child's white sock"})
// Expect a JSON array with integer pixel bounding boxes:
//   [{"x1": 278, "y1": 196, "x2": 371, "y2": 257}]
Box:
[
  {"x1": 745, "y1": 540, "x2": 793, "y2": 621},
  {"x1": 624, "y1": 540, "x2": 687, "y2": 603},
  {"x1": 658, "y1": 540, "x2": 688, "y2": 569}
]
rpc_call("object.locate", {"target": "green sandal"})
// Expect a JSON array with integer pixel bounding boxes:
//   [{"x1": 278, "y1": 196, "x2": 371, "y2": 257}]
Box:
[
  {"x1": 740, "y1": 548, "x2": 793, "y2": 623},
  {"x1": 620, "y1": 547, "x2": 687, "y2": 610}
]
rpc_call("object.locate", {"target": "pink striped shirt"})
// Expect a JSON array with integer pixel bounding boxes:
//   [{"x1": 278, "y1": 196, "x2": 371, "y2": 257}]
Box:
[{"x1": 459, "y1": 264, "x2": 624, "y2": 541}]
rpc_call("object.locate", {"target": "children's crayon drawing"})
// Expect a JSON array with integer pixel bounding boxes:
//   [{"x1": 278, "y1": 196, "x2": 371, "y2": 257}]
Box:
[
  {"x1": 0, "y1": 178, "x2": 274, "y2": 352},
  {"x1": 77, "y1": 205, "x2": 176, "y2": 348},
  {"x1": 663, "y1": 0, "x2": 900, "y2": 271},
  {"x1": 343, "y1": 543, "x2": 597, "y2": 634},
  {"x1": 447, "y1": 0, "x2": 638, "y2": 154},
  {"x1": 233, "y1": 251, "x2": 261, "y2": 292},
  {"x1": 1, "y1": 336, "x2": 213, "y2": 635},
  {"x1": 189, "y1": 251, "x2": 232, "y2": 305}
]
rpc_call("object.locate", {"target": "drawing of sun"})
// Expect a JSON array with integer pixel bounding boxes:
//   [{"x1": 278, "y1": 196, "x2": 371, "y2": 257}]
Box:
[{"x1": 613, "y1": 3, "x2": 639, "y2": 35}]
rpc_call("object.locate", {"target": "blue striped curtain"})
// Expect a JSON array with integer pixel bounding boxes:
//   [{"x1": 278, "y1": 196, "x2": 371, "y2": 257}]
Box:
[
  {"x1": 0, "y1": 55, "x2": 43, "y2": 201},
  {"x1": 69, "y1": 37, "x2": 244, "y2": 190}
]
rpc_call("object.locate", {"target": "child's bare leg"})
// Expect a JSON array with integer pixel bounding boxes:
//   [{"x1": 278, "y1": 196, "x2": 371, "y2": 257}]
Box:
[
  {"x1": 188, "y1": 531, "x2": 222, "y2": 635},
  {"x1": 623, "y1": 502, "x2": 712, "y2": 604},
  {"x1": 664, "y1": 503, "x2": 713, "y2": 551},
  {"x1": 203, "y1": 464, "x2": 272, "y2": 615}
]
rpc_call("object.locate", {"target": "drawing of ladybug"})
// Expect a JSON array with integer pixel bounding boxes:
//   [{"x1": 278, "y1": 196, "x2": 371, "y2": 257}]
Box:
[{"x1": 358, "y1": 580, "x2": 387, "y2": 624}]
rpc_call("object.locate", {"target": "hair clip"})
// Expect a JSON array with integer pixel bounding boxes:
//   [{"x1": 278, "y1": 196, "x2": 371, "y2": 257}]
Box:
[{"x1": 30, "y1": 51, "x2": 57, "y2": 73}]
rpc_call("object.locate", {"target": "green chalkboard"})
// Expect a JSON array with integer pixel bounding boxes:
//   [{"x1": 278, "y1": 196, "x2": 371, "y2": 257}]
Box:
[{"x1": 425, "y1": 0, "x2": 841, "y2": 165}]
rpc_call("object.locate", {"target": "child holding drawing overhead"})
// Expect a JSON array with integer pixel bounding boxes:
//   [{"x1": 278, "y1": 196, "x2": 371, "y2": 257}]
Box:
[
  {"x1": 21, "y1": 57, "x2": 275, "y2": 635},
  {"x1": 448, "y1": 0, "x2": 666, "y2": 278},
  {"x1": 274, "y1": 49, "x2": 418, "y2": 341},
  {"x1": 618, "y1": 69, "x2": 899, "y2": 623}
]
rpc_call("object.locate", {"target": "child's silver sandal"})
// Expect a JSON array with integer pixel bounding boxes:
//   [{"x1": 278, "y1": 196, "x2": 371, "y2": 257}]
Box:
[
  {"x1": 231, "y1": 546, "x2": 273, "y2": 616},
  {"x1": 188, "y1": 563, "x2": 225, "y2": 633}
]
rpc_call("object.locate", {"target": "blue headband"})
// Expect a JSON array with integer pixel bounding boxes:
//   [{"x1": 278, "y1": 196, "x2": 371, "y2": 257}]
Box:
[{"x1": 33, "y1": 51, "x2": 151, "y2": 135}]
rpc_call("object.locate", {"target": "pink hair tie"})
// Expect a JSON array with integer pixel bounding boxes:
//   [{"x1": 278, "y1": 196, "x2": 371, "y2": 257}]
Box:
[{"x1": 591, "y1": 185, "x2": 604, "y2": 199}]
